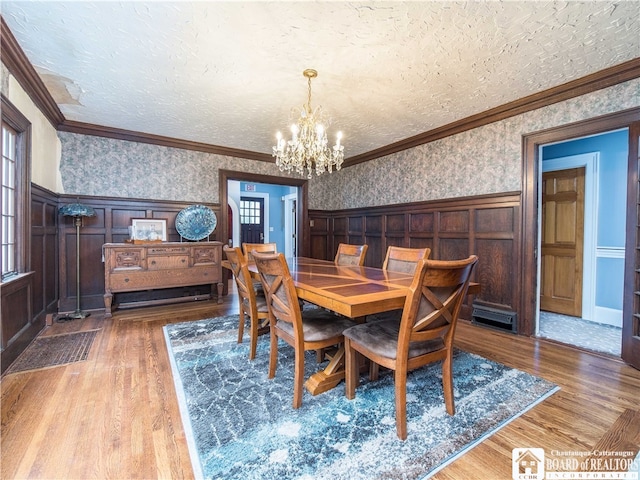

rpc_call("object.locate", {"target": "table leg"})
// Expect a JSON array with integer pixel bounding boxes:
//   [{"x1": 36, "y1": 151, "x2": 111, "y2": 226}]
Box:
[
  {"x1": 305, "y1": 347, "x2": 346, "y2": 395},
  {"x1": 304, "y1": 315, "x2": 367, "y2": 395}
]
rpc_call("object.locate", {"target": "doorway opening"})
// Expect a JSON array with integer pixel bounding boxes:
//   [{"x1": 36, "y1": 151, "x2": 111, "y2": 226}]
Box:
[
  {"x1": 228, "y1": 180, "x2": 299, "y2": 255},
  {"x1": 219, "y1": 169, "x2": 308, "y2": 259},
  {"x1": 536, "y1": 129, "x2": 627, "y2": 356}
]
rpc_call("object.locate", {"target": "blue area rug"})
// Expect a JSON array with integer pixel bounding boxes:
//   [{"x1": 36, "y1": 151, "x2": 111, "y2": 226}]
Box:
[{"x1": 164, "y1": 315, "x2": 559, "y2": 480}]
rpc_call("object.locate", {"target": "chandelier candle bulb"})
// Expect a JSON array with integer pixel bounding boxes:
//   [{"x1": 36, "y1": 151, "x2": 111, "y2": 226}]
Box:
[{"x1": 272, "y1": 69, "x2": 345, "y2": 178}]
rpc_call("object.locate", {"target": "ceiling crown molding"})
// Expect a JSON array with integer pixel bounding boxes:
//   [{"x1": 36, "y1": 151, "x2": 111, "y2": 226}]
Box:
[
  {"x1": 57, "y1": 120, "x2": 274, "y2": 162},
  {"x1": 0, "y1": 16, "x2": 64, "y2": 128}
]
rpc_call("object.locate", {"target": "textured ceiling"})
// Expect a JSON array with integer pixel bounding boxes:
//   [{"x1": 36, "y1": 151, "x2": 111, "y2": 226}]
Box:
[{"x1": 2, "y1": 1, "x2": 639, "y2": 159}]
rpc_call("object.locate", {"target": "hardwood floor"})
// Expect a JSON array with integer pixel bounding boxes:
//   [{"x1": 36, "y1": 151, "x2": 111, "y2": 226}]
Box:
[{"x1": 2, "y1": 287, "x2": 639, "y2": 479}]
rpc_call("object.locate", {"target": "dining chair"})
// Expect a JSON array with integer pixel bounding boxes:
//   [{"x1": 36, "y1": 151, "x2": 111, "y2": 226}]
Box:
[
  {"x1": 367, "y1": 246, "x2": 433, "y2": 379},
  {"x1": 334, "y1": 243, "x2": 368, "y2": 266},
  {"x1": 241, "y1": 242, "x2": 277, "y2": 296},
  {"x1": 343, "y1": 255, "x2": 478, "y2": 440},
  {"x1": 224, "y1": 246, "x2": 270, "y2": 360},
  {"x1": 383, "y1": 246, "x2": 431, "y2": 274},
  {"x1": 252, "y1": 251, "x2": 356, "y2": 409},
  {"x1": 242, "y1": 242, "x2": 277, "y2": 261}
]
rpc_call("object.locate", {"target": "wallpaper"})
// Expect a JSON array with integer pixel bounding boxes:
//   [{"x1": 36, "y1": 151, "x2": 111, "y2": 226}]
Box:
[
  {"x1": 58, "y1": 134, "x2": 284, "y2": 204},
  {"x1": 59, "y1": 78, "x2": 640, "y2": 210},
  {"x1": 310, "y1": 79, "x2": 640, "y2": 210}
]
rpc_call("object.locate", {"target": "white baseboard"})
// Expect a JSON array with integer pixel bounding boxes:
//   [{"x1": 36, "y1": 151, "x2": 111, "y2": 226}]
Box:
[{"x1": 593, "y1": 306, "x2": 622, "y2": 328}]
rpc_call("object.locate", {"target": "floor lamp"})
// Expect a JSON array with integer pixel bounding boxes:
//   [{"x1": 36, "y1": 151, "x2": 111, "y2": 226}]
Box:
[{"x1": 59, "y1": 202, "x2": 96, "y2": 320}]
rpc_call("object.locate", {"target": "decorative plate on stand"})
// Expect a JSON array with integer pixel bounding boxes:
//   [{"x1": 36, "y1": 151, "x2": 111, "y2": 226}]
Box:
[{"x1": 175, "y1": 205, "x2": 217, "y2": 241}]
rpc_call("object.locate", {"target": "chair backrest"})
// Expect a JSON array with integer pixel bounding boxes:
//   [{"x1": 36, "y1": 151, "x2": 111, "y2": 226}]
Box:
[
  {"x1": 252, "y1": 251, "x2": 302, "y2": 332},
  {"x1": 242, "y1": 242, "x2": 277, "y2": 261},
  {"x1": 382, "y1": 246, "x2": 431, "y2": 274},
  {"x1": 224, "y1": 245, "x2": 257, "y2": 303},
  {"x1": 334, "y1": 243, "x2": 368, "y2": 266},
  {"x1": 397, "y1": 255, "x2": 478, "y2": 355}
]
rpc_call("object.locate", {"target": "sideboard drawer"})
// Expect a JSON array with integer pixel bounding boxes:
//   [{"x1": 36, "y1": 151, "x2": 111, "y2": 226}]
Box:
[
  {"x1": 112, "y1": 249, "x2": 145, "y2": 270},
  {"x1": 148, "y1": 255, "x2": 189, "y2": 270},
  {"x1": 193, "y1": 246, "x2": 220, "y2": 266},
  {"x1": 148, "y1": 246, "x2": 189, "y2": 255},
  {"x1": 108, "y1": 272, "x2": 151, "y2": 291},
  {"x1": 108, "y1": 268, "x2": 215, "y2": 291}
]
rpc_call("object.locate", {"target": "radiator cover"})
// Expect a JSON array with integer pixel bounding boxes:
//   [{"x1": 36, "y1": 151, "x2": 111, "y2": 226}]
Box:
[{"x1": 471, "y1": 304, "x2": 517, "y2": 333}]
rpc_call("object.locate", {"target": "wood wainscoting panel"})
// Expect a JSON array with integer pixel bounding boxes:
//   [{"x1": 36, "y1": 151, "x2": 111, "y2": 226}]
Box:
[
  {"x1": 475, "y1": 206, "x2": 515, "y2": 233},
  {"x1": 387, "y1": 213, "x2": 407, "y2": 234},
  {"x1": 311, "y1": 216, "x2": 329, "y2": 232},
  {"x1": 3, "y1": 184, "x2": 59, "y2": 374},
  {"x1": 31, "y1": 186, "x2": 59, "y2": 318},
  {"x1": 309, "y1": 191, "x2": 521, "y2": 328},
  {"x1": 111, "y1": 208, "x2": 147, "y2": 229},
  {"x1": 333, "y1": 216, "x2": 347, "y2": 235},
  {"x1": 365, "y1": 215, "x2": 383, "y2": 234},
  {"x1": 1, "y1": 273, "x2": 33, "y2": 349},
  {"x1": 310, "y1": 213, "x2": 330, "y2": 260},
  {"x1": 409, "y1": 211, "x2": 435, "y2": 233},
  {"x1": 439, "y1": 238, "x2": 471, "y2": 261},
  {"x1": 364, "y1": 236, "x2": 384, "y2": 267},
  {"x1": 439, "y1": 210, "x2": 470, "y2": 233},
  {"x1": 409, "y1": 237, "x2": 434, "y2": 252},
  {"x1": 59, "y1": 230, "x2": 107, "y2": 313},
  {"x1": 475, "y1": 238, "x2": 517, "y2": 310},
  {"x1": 348, "y1": 216, "x2": 364, "y2": 236}
]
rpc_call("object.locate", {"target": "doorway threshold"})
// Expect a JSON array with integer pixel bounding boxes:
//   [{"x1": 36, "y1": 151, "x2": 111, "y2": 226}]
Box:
[{"x1": 538, "y1": 311, "x2": 621, "y2": 357}]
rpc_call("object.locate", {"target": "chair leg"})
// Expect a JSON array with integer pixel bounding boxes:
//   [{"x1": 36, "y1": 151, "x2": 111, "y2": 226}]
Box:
[
  {"x1": 237, "y1": 305, "x2": 245, "y2": 344},
  {"x1": 268, "y1": 328, "x2": 278, "y2": 379},
  {"x1": 394, "y1": 369, "x2": 408, "y2": 440},
  {"x1": 292, "y1": 346, "x2": 304, "y2": 409},
  {"x1": 248, "y1": 314, "x2": 258, "y2": 360},
  {"x1": 442, "y1": 353, "x2": 455, "y2": 415},
  {"x1": 345, "y1": 338, "x2": 358, "y2": 400},
  {"x1": 369, "y1": 361, "x2": 379, "y2": 381}
]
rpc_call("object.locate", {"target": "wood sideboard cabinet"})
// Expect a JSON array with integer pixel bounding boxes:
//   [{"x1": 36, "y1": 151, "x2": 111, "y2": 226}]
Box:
[{"x1": 103, "y1": 241, "x2": 224, "y2": 317}]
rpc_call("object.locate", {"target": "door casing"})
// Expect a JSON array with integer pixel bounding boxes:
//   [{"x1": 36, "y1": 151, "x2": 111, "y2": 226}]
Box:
[{"x1": 521, "y1": 108, "x2": 640, "y2": 369}]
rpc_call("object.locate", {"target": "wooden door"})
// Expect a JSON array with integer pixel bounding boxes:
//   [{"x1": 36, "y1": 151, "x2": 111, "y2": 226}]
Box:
[
  {"x1": 540, "y1": 167, "x2": 585, "y2": 317},
  {"x1": 240, "y1": 197, "x2": 265, "y2": 244},
  {"x1": 623, "y1": 121, "x2": 640, "y2": 369}
]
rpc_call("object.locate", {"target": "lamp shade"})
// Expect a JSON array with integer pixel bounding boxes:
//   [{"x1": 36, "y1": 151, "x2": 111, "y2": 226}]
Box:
[{"x1": 59, "y1": 203, "x2": 96, "y2": 217}]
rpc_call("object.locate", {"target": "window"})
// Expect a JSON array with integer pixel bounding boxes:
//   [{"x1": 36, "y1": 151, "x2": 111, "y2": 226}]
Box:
[
  {"x1": 240, "y1": 199, "x2": 261, "y2": 225},
  {"x1": 1, "y1": 95, "x2": 31, "y2": 281},
  {"x1": 2, "y1": 123, "x2": 17, "y2": 277}
]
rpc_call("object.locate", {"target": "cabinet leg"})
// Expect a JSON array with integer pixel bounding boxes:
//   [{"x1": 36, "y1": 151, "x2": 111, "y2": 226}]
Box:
[
  {"x1": 216, "y1": 282, "x2": 224, "y2": 304},
  {"x1": 104, "y1": 293, "x2": 113, "y2": 318}
]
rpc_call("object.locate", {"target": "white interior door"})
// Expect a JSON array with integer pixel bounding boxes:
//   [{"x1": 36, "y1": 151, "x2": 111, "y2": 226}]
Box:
[{"x1": 284, "y1": 193, "x2": 297, "y2": 257}]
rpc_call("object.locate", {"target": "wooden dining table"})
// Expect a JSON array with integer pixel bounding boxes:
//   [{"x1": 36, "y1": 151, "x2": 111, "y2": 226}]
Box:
[{"x1": 230, "y1": 256, "x2": 480, "y2": 395}]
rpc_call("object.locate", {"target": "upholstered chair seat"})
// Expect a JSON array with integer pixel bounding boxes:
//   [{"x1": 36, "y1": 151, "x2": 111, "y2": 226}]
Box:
[{"x1": 343, "y1": 319, "x2": 445, "y2": 360}]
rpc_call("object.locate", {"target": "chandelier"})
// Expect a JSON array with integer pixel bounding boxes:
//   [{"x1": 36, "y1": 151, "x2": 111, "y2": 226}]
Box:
[{"x1": 272, "y1": 69, "x2": 344, "y2": 178}]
